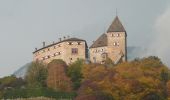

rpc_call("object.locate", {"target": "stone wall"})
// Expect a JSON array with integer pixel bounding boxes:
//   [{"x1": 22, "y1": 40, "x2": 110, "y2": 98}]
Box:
[{"x1": 33, "y1": 40, "x2": 87, "y2": 64}]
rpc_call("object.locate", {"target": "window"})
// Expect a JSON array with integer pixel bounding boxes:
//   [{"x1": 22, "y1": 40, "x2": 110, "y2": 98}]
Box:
[
  {"x1": 68, "y1": 42, "x2": 73, "y2": 45},
  {"x1": 116, "y1": 33, "x2": 120, "y2": 37},
  {"x1": 78, "y1": 42, "x2": 81, "y2": 45},
  {"x1": 113, "y1": 42, "x2": 119, "y2": 46},
  {"x1": 72, "y1": 48, "x2": 78, "y2": 54}
]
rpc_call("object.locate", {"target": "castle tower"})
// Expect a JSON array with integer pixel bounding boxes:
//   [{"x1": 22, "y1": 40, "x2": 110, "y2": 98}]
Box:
[
  {"x1": 106, "y1": 16, "x2": 127, "y2": 63},
  {"x1": 89, "y1": 16, "x2": 127, "y2": 64}
]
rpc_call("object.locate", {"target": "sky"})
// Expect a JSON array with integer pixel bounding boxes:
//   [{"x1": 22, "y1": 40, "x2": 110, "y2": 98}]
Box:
[{"x1": 0, "y1": 0, "x2": 170, "y2": 77}]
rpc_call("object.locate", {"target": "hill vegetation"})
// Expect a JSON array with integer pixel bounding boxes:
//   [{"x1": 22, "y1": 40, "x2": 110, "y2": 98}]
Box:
[{"x1": 0, "y1": 56, "x2": 170, "y2": 100}]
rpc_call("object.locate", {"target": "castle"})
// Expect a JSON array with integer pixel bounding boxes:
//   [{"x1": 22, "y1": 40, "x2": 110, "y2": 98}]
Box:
[{"x1": 33, "y1": 16, "x2": 127, "y2": 64}]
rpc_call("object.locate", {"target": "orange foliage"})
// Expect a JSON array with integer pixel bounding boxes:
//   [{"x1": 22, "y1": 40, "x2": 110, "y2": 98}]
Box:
[
  {"x1": 47, "y1": 59, "x2": 72, "y2": 92},
  {"x1": 76, "y1": 56, "x2": 168, "y2": 100}
]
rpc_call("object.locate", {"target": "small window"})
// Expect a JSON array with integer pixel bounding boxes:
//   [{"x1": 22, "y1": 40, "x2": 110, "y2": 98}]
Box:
[
  {"x1": 72, "y1": 48, "x2": 78, "y2": 54},
  {"x1": 68, "y1": 42, "x2": 72, "y2": 45},
  {"x1": 48, "y1": 55, "x2": 50, "y2": 58},
  {"x1": 116, "y1": 33, "x2": 120, "y2": 37},
  {"x1": 78, "y1": 42, "x2": 81, "y2": 45},
  {"x1": 113, "y1": 42, "x2": 119, "y2": 46}
]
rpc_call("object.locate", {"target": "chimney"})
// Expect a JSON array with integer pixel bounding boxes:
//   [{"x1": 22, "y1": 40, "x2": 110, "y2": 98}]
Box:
[
  {"x1": 63, "y1": 36, "x2": 66, "y2": 40},
  {"x1": 43, "y1": 42, "x2": 45, "y2": 47},
  {"x1": 59, "y1": 38, "x2": 62, "y2": 41}
]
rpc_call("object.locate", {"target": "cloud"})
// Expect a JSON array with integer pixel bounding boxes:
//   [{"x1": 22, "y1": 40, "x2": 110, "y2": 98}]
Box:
[{"x1": 148, "y1": 6, "x2": 170, "y2": 66}]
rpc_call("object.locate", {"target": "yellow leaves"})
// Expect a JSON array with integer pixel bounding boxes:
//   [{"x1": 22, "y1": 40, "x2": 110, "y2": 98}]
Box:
[
  {"x1": 84, "y1": 87, "x2": 94, "y2": 94},
  {"x1": 76, "y1": 56, "x2": 169, "y2": 100}
]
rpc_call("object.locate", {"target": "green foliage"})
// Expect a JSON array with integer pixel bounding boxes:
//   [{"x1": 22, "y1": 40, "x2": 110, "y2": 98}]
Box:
[
  {"x1": 67, "y1": 59, "x2": 83, "y2": 90},
  {"x1": 0, "y1": 75, "x2": 25, "y2": 90},
  {"x1": 1, "y1": 56, "x2": 170, "y2": 100},
  {"x1": 0, "y1": 75, "x2": 16, "y2": 86},
  {"x1": 25, "y1": 61, "x2": 47, "y2": 87},
  {"x1": 104, "y1": 57, "x2": 114, "y2": 67},
  {"x1": 161, "y1": 69, "x2": 169, "y2": 83},
  {"x1": 2, "y1": 87, "x2": 76, "y2": 99}
]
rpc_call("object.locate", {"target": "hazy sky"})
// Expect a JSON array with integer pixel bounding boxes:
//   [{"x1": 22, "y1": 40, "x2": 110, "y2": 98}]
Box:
[{"x1": 0, "y1": 0, "x2": 170, "y2": 77}]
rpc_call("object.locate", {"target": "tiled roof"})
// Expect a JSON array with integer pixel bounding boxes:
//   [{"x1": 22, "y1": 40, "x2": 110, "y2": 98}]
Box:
[
  {"x1": 107, "y1": 16, "x2": 126, "y2": 32},
  {"x1": 33, "y1": 38, "x2": 86, "y2": 53},
  {"x1": 90, "y1": 34, "x2": 107, "y2": 48}
]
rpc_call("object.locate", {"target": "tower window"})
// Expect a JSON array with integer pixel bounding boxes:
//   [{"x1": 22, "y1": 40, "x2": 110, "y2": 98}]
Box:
[
  {"x1": 72, "y1": 48, "x2": 78, "y2": 54},
  {"x1": 113, "y1": 42, "x2": 119, "y2": 46},
  {"x1": 116, "y1": 33, "x2": 120, "y2": 37}
]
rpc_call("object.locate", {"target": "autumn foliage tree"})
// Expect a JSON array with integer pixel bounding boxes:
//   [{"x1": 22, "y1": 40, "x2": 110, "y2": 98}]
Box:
[
  {"x1": 47, "y1": 59, "x2": 72, "y2": 92},
  {"x1": 76, "y1": 56, "x2": 170, "y2": 100}
]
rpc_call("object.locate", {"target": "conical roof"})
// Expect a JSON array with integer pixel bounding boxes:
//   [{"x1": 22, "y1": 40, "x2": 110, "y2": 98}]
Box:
[{"x1": 107, "y1": 16, "x2": 126, "y2": 32}]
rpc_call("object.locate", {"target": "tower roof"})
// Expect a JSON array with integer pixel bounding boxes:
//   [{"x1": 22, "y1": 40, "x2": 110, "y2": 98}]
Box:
[
  {"x1": 107, "y1": 16, "x2": 126, "y2": 32},
  {"x1": 90, "y1": 34, "x2": 107, "y2": 48}
]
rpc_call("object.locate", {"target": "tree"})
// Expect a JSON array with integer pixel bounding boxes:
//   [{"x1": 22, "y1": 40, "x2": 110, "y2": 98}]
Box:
[
  {"x1": 0, "y1": 75, "x2": 25, "y2": 90},
  {"x1": 25, "y1": 61, "x2": 47, "y2": 87},
  {"x1": 47, "y1": 59, "x2": 72, "y2": 92},
  {"x1": 67, "y1": 59, "x2": 84, "y2": 90},
  {"x1": 76, "y1": 56, "x2": 169, "y2": 100}
]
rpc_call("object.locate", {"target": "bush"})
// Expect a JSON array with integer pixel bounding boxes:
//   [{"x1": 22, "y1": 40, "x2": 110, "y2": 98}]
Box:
[
  {"x1": 2, "y1": 87, "x2": 76, "y2": 99},
  {"x1": 67, "y1": 59, "x2": 84, "y2": 90}
]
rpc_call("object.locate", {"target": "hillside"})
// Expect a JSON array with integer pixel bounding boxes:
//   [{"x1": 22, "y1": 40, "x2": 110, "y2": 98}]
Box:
[{"x1": 1, "y1": 56, "x2": 170, "y2": 100}]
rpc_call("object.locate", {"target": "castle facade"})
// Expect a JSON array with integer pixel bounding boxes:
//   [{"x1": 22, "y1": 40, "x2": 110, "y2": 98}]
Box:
[
  {"x1": 90, "y1": 16, "x2": 127, "y2": 64},
  {"x1": 33, "y1": 16, "x2": 127, "y2": 64},
  {"x1": 33, "y1": 38, "x2": 88, "y2": 64}
]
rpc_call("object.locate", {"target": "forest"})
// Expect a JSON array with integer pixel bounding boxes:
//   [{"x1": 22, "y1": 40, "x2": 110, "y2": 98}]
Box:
[{"x1": 0, "y1": 56, "x2": 170, "y2": 100}]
